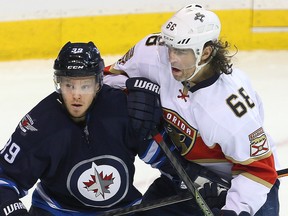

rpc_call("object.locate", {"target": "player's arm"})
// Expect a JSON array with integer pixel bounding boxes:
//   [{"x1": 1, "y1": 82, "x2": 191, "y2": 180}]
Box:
[
  {"x1": 103, "y1": 42, "x2": 140, "y2": 89},
  {"x1": 0, "y1": 137, "x2": 31, "y2": 215},
  {"x1": 206, "y1": 131, "x2": 276, "y2": 214},
  {"x1": 104, "y1": 33, "x2": 161, "y2": 89},
  {"x1": 104, "y1": 64, "x2": 129, "y2": 90},
  {"x1": 0, "y1": 183, "x2": 30, "y2": 216},
  {"x1": 0, "y1": 108, "x2": 49, "y2": 215},
  {"x1": 223, "y1": 122, "x2": 277, "y2": 214},
  {"x1": 201, "y1": 121, "x2": 277, "y2": 214}
]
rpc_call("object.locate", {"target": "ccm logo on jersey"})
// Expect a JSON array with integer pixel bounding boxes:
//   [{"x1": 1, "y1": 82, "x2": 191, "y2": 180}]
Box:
[{"x1": 133, "y1": 79, "x2": 160, "y2": 94}]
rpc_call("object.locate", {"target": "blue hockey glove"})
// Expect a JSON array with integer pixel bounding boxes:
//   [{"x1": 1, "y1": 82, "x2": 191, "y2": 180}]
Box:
[
  {"x1": 126, "y1": 77, "x2": 162, "y2": 141},
  {"x1": 0, "y1": 199, "x2": 30, "y2": 216},
  {"x1": 212, "y1": 208, "x2": 250, "y2": 216}
]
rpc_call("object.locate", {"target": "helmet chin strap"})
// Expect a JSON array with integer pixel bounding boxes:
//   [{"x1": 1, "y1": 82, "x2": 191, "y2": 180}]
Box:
[
  {"x1": 186, "y1": 51, "x2": 215, "y2": 81},
  {"x1": 184, "y1": 44, "x2": 218, "y2": 81},
  {"x1": 186, "y1": 63, "x2": 205, "y2": 81}
]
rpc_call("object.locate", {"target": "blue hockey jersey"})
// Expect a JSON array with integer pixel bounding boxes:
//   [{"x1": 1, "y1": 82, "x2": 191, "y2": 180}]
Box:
[{"x1": 0, "y1": 85, "x2": 169, "y2": 215}]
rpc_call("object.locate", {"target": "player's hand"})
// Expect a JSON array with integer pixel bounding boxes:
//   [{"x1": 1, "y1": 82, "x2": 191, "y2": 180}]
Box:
[
  {"x1": 212, "y1": 208, "x2": 250, "y2": 216},
  {"x1": 171, "y1": 161, "x2": 230, "y2": 209},
  {"x1": 126, "y1": 77, "x2": 162, "y2": 141},
  {"x1": 0, "y1": 199, "x2": 30, "y2": 216},
  {"x1": 179, "y1": 161, "x2": 230, "y2": 209},
  {"x1": 198, "y1": 181, "x2": 227, "y2": 209}
]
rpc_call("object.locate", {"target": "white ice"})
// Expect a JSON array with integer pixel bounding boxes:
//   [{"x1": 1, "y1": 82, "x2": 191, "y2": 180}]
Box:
[{"x1": 1, "y1": 50, "x2": 287, "y2": 215}]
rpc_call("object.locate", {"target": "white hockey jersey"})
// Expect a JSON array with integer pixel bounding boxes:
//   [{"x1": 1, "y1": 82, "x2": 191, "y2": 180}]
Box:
[{"x1": 104, "y1": 33, "x2": 280, "y2": 215}]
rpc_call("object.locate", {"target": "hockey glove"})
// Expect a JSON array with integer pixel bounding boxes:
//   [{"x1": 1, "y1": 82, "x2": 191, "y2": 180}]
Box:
[
  {"x1": 175, "y1": 161, "x2": 230, "y2": 209},
  {"x1": 0, "y1": 199, "x2": 30, "y2": 216},
  {"x1": 198, "y1": 181, "x2": 227, "y2": 209},
  {"x1": 212, "y1": 208, "x2": 250, "y2": 216},
  {"x1": 126, "y1": 77, "x2": 162, "y2": 141}
]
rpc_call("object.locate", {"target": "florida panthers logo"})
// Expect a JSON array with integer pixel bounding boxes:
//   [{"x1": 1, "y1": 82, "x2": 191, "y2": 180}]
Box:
[
  {"x1": 162, "y1": 108, "x2": 198, "y2": 156},
  {"x1": 67, "y1": 155, "x2": 129, "y2": 208}
]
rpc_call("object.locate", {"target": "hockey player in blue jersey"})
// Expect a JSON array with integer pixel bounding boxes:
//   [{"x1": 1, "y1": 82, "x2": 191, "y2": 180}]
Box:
[{"x1": 0, "y1": 41, "x2": 170, "y2": 216}]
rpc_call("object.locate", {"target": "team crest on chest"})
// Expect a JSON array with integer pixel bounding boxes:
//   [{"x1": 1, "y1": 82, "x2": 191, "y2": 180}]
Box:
[
  {"x1": 163, "y1": 108, "x2": 197, "y2": 155},
  {"x1": 249, "y1": 127, "x2": 269, "y2": 157},
  {"x1": 82, "y1": 162, "x2": 115, "y2": 199},
  {"x1": 67, "y1": 155, "x2": 129, "y2": 208}
]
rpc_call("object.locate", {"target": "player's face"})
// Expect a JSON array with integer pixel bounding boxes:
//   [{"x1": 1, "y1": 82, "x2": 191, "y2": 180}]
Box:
[
  {"x1": 59, "y1": 76, "x2": 100, "y2": 121},
  {"x1": 167, "y1": 47, "x2": 197, "y2": 82}
]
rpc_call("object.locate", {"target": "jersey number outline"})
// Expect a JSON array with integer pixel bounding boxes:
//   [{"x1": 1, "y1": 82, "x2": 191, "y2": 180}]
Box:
[
  {"x1": 0, "y1": 138, "x2": 20, "y2": 164},
  {"x1": 226, "y1": 87, "x2": 255, "y2": 117}
]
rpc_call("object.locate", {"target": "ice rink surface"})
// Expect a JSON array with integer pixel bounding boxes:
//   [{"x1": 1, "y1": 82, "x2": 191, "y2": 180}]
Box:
[{"x1": 1, "y1": 50, "x2": 288, "y2": 215}]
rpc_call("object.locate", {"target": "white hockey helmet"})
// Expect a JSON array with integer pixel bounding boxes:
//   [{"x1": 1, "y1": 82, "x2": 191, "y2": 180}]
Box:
[
  {"x1": 161, "y1": 4, "x2": 221, "y2": 55},
  {"x1": 161, "y1": 4, "x2": 221, "y2": 79}
]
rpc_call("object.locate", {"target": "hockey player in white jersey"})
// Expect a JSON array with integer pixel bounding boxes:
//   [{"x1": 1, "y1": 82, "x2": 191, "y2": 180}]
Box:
[{"x1": 104, "y1": 4, "x2": 281, "y2": 216}]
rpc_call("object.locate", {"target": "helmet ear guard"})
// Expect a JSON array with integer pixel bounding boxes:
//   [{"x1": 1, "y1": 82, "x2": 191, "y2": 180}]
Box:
[{"x1": 53, "y1": 41, "x2": 104, "y2": 93}]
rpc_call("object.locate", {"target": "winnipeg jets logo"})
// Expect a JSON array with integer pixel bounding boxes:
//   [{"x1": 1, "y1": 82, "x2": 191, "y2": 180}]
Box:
[
  {"x1": 83, "y1": 162, "x2": 114, "y2": 199},
  {"x1": 67, "y1": 155, "x2": 129, "y2": 208},
  {"x1": 19, "y1": 114, "x2": 38, "y2": 133}
]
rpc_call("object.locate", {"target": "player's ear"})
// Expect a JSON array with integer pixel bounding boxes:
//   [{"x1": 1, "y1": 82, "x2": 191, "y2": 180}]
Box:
[{"x1": 200, "y1": 46, "x2": 213, "y2": 62}]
